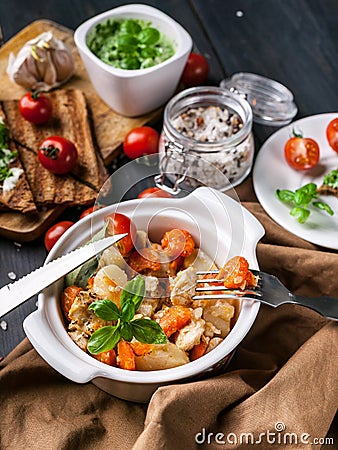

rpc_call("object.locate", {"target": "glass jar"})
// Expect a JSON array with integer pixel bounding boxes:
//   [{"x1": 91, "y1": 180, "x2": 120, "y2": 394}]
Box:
[{"x1": 155, "y1": 86, "x2": 254, "y2": 193}]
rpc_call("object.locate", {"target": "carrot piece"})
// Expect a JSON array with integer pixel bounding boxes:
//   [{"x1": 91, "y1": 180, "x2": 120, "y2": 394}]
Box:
[
  {"x1": 189, "y1": 340, "x2": 208, "y2": 361},
  {"x1": 158, "y1": 306, "x2": 192, "y2": 338},
  {"x1": 128, "y1": 247, "x2": 162, "y2": 273},
  {"x1": 245, "y1": 270, "x2": 258, "y2": 288},
  {"x1": 218, "y1": 256, "x2": 249, "y2": 289},
  {"x1": 161, "y1": 229, "x2": 195, "y2": 258},
  {"x1": 117, "y1": 340, "x2": 136, "y2": 371},
  {"x1": 87, "y1": 277, "x2": 95, "y2": 289},
  {"x1": 130, "y1": 342, "x2": 154, "y2": 356},
  {"x1": 93, "y1": 349, "x2": 117, "y2": 366},
  {"x1": 169, "y1": 255, "x2": 184, "y2": 276},
  {"x1": 61, "y1": 285, "x2": 82, "y2": 318}
]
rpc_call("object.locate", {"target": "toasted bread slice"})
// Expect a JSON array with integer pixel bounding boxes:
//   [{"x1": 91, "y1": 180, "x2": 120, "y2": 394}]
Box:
[
  {"x1": 317, "y1": 185, "x2": 338, "y2": 197},
  {"x1": 2, "y1": 89, "x2": 108, "y2": 208},
  {"x1": 0, "y1": 103, "x2": 37, "y2": 214}
]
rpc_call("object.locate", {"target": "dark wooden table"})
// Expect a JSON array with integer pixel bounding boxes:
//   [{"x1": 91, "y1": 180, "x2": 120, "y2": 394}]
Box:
[{"x1": 0, "y1": 0, "x2": 337, "y2": 358}]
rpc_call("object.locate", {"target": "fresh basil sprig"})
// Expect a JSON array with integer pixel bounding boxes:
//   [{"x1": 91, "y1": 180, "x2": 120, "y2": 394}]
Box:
[
  {"x1": 276, "y1": 182, "x2": 334, "y2": 224},
  {"x1": 87, "y1": 18, "x2": 174, "y2": 70},
  {"x1": 87, "y1": 275, "x2": 167, "y2": 354}
]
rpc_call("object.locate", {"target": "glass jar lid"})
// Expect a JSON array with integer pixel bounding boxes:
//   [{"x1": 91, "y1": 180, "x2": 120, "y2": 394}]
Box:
[{"x1": 220, "y1": 72, "x2": 297, "y2": 126}]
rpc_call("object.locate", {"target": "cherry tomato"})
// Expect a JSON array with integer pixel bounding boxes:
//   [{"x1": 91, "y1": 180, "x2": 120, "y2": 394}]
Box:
[
  {"x1": 326, "y1": 118, "x2": 338, "y2": 153},
  {"x1": 137, "y1": 187, "x2": 173, "y2": 199},
  {"x1": 79, "y1": 204, "x2": 105, "y2": 220},
  {"x1": 180, "y1": 53, "x2": 209, "y2": 87},
  {"x1": 44, "y1": 221, "x2": 74, "y2": 252},
  {"x1": 38, "y1": 136, "x2": 78, "y2": 174},
  {"x1": 284, "y1": 132, "x2": 320, "y2": 170},
  {"x1": 105, "y1": 212, "x2": 136, "y2": 256},
  {"x1": 19, "y1": 92, "x2": 52, "y2": 124},
  {"x1": 123, "y1": 126, "x2": 159, "y2": 159}
]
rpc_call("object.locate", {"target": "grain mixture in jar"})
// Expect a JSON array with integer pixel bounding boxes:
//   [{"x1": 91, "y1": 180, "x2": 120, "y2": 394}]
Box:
[
  {"x1": 171, "y1": 106, "x2": 243, "y2": 142},
  {"x1": 159, "y1": 87, "x2": 254, "y2": 191}
]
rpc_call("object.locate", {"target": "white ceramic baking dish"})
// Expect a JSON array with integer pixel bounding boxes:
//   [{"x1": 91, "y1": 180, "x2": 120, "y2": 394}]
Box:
[{"x1": 24, "y1": 187, "x2": 264, "y2": 402}]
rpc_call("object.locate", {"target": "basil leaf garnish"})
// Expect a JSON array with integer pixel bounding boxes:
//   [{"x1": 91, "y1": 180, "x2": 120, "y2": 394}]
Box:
[
  {"x1": 87, "y1": 325, "x2": 121, "y2": 354},
  {"x1": 88, "y1": 299, "x2": 120, "y2": 321},
  {"x1": 313, "y1": 201, "x2": 334, "y2": 215},
  {"x1": 276, "y1": 182, "x2": 335, "y2": 224},
  {"x1": 276, "y1": 189, "x2": 295, "y2": 203},
  {"x1": 120, "y1": 322, "x2": 133, "y2": 341},
  {"x1": 290, "y1": 206, "x2": 310, "y2": 224},
  {"x1": 120, "y1": 275, "x2": 146, "y2": 311},
  {"x1": 86, "y1": 274, "x2": 167, "y2": 355},
  {"x1": 120, "y1": 300, "x2": 135, "y2": 322},
  {"x1": 130, "y1": 319, "x2": 168, "y2": 344}
]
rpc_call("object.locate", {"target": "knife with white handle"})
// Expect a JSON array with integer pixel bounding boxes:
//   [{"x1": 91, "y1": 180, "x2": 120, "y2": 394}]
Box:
[{"x1": 0, "y1": 233, "x2": 127, "y2": 317}]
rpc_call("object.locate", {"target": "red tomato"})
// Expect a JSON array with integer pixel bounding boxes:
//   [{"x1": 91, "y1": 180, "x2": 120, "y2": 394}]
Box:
[
  {"x1": 284, "y1": 133, "x2": 320, "y2": 170},
  {"x1": 44, "y1": 221, "x2": 74, "y2": 252},
  {"x1": 137, "y1": 187, "x2": 173, "y2": 199},
  {"x1": 123, "y1": 126, "x2": 159, "y2": 159},
  {"x1": 19, "y1": 92, "x2": 52, "y2": 124},
  {"x1": 79, "y1": 205, "x2": 104, "y2": 220},
  {"x1": 105, "y1": 212, "x2": 136, "y2": 256},
  {"x1": 180, "y1": 53, "x2": 209, "y2": 87},
  {"x1": 326, "y1": 118, "x2": 338, "y2": 153},
  {"x1": 38, "y1": 136, "x2": 78, "y2": 174}
]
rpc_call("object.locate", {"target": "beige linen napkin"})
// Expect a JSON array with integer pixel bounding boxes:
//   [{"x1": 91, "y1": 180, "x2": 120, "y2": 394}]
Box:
[{"x1": 0, "y1": 178, "x2": 337, "y2": 450}]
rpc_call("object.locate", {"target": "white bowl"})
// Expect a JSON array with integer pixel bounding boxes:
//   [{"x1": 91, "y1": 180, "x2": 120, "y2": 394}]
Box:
[
  {"x1": 74, "y1": 4, "x2": 193, "y2": 117},
  {"x1": 23, "y1": 187, "x2": 264, "y2": 402}
]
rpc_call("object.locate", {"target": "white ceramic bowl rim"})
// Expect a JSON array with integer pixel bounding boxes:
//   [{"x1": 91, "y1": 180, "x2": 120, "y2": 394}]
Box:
[
  {"x1": 74, "y1": 3, "x2": 193, "y2": 78},
  {"x1": 24, "y1": 188, "x2": 264, "y2": 385}
]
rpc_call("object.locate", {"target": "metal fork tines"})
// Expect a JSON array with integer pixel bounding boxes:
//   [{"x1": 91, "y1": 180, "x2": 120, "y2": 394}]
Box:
[
  {"x1": 192, "y1": 269, "x2": 338, "y2": 322},
  {"x1": 193, "y1": 269, "x2": 262, "y2": 300}
]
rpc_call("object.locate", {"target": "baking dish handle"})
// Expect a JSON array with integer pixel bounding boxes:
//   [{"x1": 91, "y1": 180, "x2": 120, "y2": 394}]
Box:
[
  {"x1": 187, "y1": 187, "x2": 265, "y2": 266},
  {"x1": 23, "y1": 309, "x2": 97, "y2": 384}
]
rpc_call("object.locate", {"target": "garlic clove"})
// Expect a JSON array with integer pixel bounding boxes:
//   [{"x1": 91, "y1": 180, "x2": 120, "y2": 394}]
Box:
[
  {"x1": 50, "y1": 48, "x2": 74, "y2": 82},
  {"x1": 6, "y1": 31, "x2": 74, "y2": 91}
]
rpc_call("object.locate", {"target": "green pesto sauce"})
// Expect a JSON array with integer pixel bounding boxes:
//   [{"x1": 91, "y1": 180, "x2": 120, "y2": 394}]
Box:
[{"x1": 86, "y1": 18, "x2": 175, "y2": 70}]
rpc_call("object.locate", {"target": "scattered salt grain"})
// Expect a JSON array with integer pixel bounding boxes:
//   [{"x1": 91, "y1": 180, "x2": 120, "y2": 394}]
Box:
[
  {"x1": 0, "y1": 320, "x2": 7, "y2": 331},
  {"x1": 7, "y1": 272, "x2": 17, "y2": 280},
  {"x1": 236, "y1": 10, "x2": 244, "y2": 17},
  {"x1": 14, "y1": 242, "x2": 22, "y2": 252}
]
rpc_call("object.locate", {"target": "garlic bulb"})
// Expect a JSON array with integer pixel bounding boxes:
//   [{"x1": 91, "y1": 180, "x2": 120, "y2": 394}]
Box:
[{"x1": 7, "y1": 31, "x2": 74, "y2": 91}]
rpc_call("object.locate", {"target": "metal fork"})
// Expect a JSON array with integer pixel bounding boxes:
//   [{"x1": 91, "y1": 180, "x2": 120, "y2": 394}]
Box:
[{"x1": 193, "y1": 269, "x2": 338, "y2": 321}]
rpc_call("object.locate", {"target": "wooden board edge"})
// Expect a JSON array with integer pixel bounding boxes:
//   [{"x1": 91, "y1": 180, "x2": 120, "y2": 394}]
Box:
[{"x1": 0, "y1": 206, "x2": 66, "y2": 242}]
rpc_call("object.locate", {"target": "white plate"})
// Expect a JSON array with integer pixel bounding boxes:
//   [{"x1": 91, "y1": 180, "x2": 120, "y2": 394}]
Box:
[{"x1": 253, "y1": 113, "x2": 338, "y2": 249}]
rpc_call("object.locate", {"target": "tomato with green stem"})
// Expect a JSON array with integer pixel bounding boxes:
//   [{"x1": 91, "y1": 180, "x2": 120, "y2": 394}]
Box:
[
  {"x1": 38, "y1": 136, "x2": 78, "y2": 174},
  {"x1": 284, "y1": 130, "x2": 320, "y2": 170},
  {"x1": 19, "y1": 91, "x2": 52, "y2": 124}
]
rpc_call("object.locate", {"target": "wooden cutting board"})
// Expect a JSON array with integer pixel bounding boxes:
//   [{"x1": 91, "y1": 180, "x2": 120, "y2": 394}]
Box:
[{"x1": 0, "y1": 20, "x2": 162, "y2": 242}]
